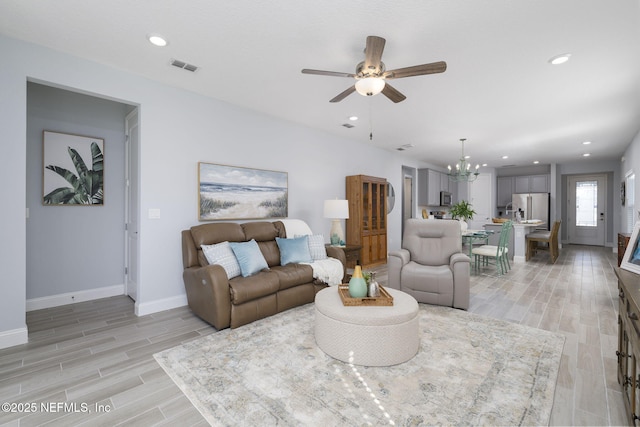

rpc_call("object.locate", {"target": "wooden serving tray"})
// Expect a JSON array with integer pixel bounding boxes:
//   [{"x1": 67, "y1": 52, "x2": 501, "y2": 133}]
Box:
[{"x1": 338, "y1": 284, "x2": 394, "y2": 306}]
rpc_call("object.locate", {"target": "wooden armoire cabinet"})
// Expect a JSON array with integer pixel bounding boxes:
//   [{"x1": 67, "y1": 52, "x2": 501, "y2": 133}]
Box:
[{"x1": 346, "y1": 175, "x2": 388, "y2": 268}]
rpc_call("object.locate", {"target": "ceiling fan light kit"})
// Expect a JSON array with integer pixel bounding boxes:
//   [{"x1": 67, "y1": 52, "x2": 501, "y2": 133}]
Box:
[
  {"x1": 355, "y1": 77, "x2": 385, "y2": 96},
  {"x1": 302, "y1": 35, "x2": 446, "y2": 103},
  {"x1": 448, "y1": 138, "x2": 480, "y2": 182}
]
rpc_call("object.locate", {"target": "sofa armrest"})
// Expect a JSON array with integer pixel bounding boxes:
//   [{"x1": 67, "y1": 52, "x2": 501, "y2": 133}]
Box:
[
  {"x1": 182, "y1": 264, "x2": 231, "y2": 330},
  {"x1": 325, "y1": 246, "x2": 347, "y2": 280},
  {"x1": 387, "y1": 249, "x2": 410, "y2": 290},
  {"x1": 450, "y1": 253, "x2": 470, "y2": 310},
  {"x1": 450, "y1": 252, "x2": 470, "y2": 268}
]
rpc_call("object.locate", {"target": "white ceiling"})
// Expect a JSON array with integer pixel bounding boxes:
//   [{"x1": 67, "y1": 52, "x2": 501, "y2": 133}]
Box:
[{"x1": 2, "y1": 0, "x2": 639, "y2": 169}]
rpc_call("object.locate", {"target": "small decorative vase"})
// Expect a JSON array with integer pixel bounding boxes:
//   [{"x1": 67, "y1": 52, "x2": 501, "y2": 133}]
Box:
[
  {"x1": 367, "y1": 271, "x2": 380, "y2": 298},
  {"x1": 349, "y1": 265, "x2": 368, "y2": 298},
  {"x1": 459, "y1": 219, "x2": 468, "y2": 233}
]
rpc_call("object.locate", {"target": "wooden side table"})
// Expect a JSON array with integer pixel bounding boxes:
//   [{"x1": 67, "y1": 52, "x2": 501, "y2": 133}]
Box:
[{"x1": 326, "y1": 244, "x2": 361, "y2": 269}]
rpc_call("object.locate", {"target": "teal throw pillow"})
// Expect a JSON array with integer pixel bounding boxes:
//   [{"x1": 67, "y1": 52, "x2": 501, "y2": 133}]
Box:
[
  {"x1": 276, "y1": 236, "x2": 313, "y2": 265},
  {"x1": 229, "y1": 239, "x2": 269, "y2": 277}
]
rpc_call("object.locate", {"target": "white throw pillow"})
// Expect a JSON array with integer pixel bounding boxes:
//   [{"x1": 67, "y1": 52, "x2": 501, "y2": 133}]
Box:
[
  {"x1": 201, "y1": 241, "x2": 241, "y2": 279},
  {"x1": 306, "y1": 234, "x2": 327, "y2": 260}
]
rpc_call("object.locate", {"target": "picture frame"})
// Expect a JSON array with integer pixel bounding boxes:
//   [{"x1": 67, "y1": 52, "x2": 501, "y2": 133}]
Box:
[
  {"x1": 621, "y1": 181, "x2": 626, "y2": 206},
  {"x1": 621, "y1": 221, "x2": 640, "y2": 275},
  {"x1": 198, "y1": 162, "x2": 288, "y2": 221},
  {"x1": 43, "y1": 130, "x2": 104, "y2": 205}
]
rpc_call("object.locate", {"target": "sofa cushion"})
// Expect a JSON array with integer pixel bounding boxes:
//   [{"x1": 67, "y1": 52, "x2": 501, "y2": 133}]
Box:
[
  {"x1": 229, "y1": 271, "x2": 280, "y2": 305},
  {"x1": 191, "y1": 223, "x2": 245, "y2": 247},
  {"x1": 258, "y1": 240, "x2": 281, "y2": 268},
  {"x1": 271, "y1": 264, "x2": 314, "y2": 290},
  {"x1": 276, "y1": 236, "x2": 313, "y2": 265},
  {"x1": 242, "y1": 221, "x2": 281, "y2": 241},
  {"x1": 201, "y1": 241, "x2": 241, "y2": 279},
  {"x1": 230, "y1": 239, "x2": 269, "y2": 277}
]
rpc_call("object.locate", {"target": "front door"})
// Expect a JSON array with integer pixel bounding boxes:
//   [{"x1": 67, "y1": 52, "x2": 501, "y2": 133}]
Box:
[{"x1": 567, "y1": 174, "x2": 606, "y2": 246}]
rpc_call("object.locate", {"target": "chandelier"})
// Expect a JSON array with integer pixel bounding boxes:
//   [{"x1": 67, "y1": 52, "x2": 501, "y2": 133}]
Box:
[{"x1": 447, "y1": 138, "x2": 480, "y2": 182}]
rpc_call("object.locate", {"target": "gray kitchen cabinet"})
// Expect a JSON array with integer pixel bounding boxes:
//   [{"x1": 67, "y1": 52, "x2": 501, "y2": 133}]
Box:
[
  {"x1": 418, "y1": 168, "x2": 443, "y2": 206},
  {"x1": 513, "y1": 174, "x2": 549, "y2": 194},
  {"x1": 497, "y1": 176, "x2": 514, "y2": 207},
  {"x1": 529, "y1": 174, "x2": 549, "y2": 193}
]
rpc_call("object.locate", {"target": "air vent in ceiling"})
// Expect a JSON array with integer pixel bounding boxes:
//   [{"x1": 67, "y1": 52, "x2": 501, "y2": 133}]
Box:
[
  {"x1": 342, "y1": 123, "x2": 355, "y2": 129},
  {"x1": 396, "y1": 143, "x2": 415, "y2": 151},
  {"x1": 170, "y1": 59, "x2": 199, "y2": 72}
]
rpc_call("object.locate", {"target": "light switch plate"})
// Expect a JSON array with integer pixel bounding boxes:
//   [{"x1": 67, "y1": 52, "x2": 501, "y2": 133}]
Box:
[{"x1": 148, "y1": 208, "x2": 161, "y2": 219}]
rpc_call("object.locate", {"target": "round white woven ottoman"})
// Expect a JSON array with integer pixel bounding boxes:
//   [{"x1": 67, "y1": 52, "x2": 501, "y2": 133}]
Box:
[{"x1": 314, "y1": 286, "x2": 420, "y2": 366}]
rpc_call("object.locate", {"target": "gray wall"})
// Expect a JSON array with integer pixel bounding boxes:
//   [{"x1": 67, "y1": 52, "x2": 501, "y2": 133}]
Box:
[{"x1": 26, "y1": 82, "x2": 128, "y2": 299}]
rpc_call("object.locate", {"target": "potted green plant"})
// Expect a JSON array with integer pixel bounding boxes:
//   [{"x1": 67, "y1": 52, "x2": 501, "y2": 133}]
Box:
[{"x1": 449, "y1": 200, "x2": 476, "y2": 232}]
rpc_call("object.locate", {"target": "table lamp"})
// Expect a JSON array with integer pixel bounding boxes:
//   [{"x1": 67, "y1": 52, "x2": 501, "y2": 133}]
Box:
[{"x1": 324, "y1": 199, "x2": 349, "y2": 246}]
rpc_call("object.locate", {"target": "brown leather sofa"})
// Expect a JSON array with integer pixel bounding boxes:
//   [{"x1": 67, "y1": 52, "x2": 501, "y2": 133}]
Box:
[{"x1": 182, "y1": 220, "x2": 346, "y2": 330}]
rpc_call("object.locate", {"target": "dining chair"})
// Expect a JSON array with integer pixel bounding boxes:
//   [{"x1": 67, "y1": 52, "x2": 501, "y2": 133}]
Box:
[
  {"x1": 471, "y1": 220, "x2": 512, "y2": 275},
  {"x1": 526, "y1": 220, "x2": 561, "y2": 263}
]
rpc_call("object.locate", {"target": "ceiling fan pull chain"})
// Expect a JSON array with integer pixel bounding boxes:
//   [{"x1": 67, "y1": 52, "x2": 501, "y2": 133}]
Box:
[{"x1": 369, "y1": 98, "x2": 374, "y2": 141}]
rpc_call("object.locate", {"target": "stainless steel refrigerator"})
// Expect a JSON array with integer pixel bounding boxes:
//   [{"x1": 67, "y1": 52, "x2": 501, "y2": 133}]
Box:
[{"x1": 512, "y1": 193, "x2": 550, "y2": 231}]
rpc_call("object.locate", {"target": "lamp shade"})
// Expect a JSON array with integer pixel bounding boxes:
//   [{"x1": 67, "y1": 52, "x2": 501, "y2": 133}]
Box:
[
  {"x1": 324, "y1": 199, "x2": 349, "y2": 219},
  {"x1": 355, "y1": 77, "x2": 385, "y2": 96}
]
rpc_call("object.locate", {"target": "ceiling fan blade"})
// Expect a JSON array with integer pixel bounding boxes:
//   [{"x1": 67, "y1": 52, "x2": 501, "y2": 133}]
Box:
[
  {"x1": 301, "y1": 69, "x2": 355, "y2": 78},
  {"x1": 381, "y1": 83, "x2": 406, "y2": 103},
  {"x1": 364, "y1": 36, "x2": 386, "y2": 72},
  {"x1": 384, "y1": 61, "x2": 447, "y2": 79},
  {"x1": 330, "y1": 86, "x2": 356, "y2": 103}
]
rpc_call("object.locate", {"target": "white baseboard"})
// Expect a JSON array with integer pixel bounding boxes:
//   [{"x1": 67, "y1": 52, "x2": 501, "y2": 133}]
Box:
[
  {"x1": 135, "y1": 294, "x2": 188, "y2": 317},
  {"x1": 26, "y1": 284, "x2": 125, "y2": 312},
  {"x1": 0, "y1": 326, "x2": 28, "y2": 349}
]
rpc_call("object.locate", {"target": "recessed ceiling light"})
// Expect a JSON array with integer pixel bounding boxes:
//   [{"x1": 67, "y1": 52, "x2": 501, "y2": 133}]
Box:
[
  {"x1": 549, "y1": 53, "x2": 571, "y2": 65},
  {"x1": 349, "y1": 116, "x2": 358, "y2": 121},
  {"x1": 533, "y1": 160, "x2": 539, "y2": 164},
  {"x1": 582, "y1": 141, "x2": 591, "y2": 145},
  {"x1": 482, "y1": 163, "x2": 488, "y2": 167},
  {"x1": 502, "y1": 155, "x2": 509, "y2": 159},
  {"x1": 148, "y1": 34, "x2": 168, "y2": 47},
  {"x1": 583, "y1": 153, "x2": 591, "y2": 157}
]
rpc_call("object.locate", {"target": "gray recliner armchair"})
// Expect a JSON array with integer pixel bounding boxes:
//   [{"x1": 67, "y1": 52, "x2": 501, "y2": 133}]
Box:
[{"x1": 387, "y1": 219, "x2": 470, "y2": 310}]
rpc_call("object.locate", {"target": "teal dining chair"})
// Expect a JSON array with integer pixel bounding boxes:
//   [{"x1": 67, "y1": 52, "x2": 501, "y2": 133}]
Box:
[{"x1": 471, "y1": 220, "x2": 512, "y2": 275}]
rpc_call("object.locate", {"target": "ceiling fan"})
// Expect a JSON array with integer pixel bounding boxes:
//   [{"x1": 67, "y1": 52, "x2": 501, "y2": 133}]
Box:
[{"x1": 301, "y1": 35, "x2": 446, "y2": 103}]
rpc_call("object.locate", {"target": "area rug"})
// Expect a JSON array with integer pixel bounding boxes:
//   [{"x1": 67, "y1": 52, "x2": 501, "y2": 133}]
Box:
[{"x1": 154, "y1": 303, "x2": 564, "y2": 426}]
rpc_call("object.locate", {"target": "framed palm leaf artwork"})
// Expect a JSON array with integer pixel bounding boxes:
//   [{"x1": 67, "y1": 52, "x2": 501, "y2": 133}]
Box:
[{"x1": 42, "y1": 130, "x2": 104, "y2": 205}]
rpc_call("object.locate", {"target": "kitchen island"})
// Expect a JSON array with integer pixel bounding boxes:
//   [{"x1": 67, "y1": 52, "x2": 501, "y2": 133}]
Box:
[{"x1": 513, "y1": 222, "x2": 546, "y2": 262}]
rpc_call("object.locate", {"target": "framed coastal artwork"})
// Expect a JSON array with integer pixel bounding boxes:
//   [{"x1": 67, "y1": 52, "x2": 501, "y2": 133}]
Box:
[
  {"x1": 43, "y1": 130, "x2": 104, "y2": 205},
  {"x1": 621, "y1": 221, "x2": 640, "y2": 275},
  {"x1": 198, "y1": 162, "x2": 288, "y2": 221}
]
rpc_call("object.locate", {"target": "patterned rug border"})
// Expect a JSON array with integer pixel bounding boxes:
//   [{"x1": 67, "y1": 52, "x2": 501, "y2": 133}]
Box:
[{"x1": 154, "y1": 303, "x2": 564, "y2": 426}]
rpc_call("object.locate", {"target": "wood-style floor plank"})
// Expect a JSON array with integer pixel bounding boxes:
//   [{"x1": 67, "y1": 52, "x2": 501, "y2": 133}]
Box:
[{"x1": 0, "y1": 244, "x2": 628, "y2": 426}]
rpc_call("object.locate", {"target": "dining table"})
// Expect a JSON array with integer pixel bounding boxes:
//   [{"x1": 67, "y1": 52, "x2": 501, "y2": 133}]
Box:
[{"x1": 461, "y1": 229, "x2": 495, "y2": 259}]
